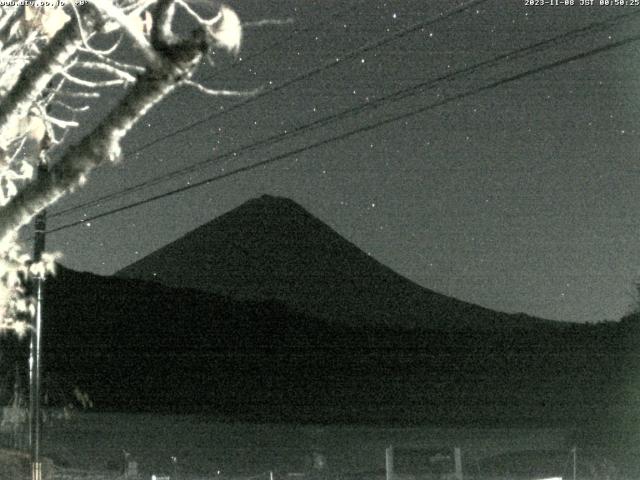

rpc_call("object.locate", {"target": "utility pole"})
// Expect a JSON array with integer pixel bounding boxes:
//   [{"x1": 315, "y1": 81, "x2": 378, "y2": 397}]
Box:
[{"x1": 29, "y1": 161, "x2": 47, "y2": 480}]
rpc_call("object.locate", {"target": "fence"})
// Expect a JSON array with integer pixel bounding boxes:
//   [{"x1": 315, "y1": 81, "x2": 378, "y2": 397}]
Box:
[{"x1": 385, "y1": 446, "x2": 463, "y2": 480}]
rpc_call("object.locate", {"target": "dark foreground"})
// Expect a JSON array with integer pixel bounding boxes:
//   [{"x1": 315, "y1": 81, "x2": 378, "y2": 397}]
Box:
[{"x1": 0, "y1": 413, "x2": 629, "y2": 480}]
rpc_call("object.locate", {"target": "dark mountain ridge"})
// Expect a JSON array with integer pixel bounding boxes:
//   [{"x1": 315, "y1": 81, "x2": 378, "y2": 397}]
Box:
[
  {"x1": 0, "y1": 265, "x2": 630, "y2": 431},
  {"x1": 0, "y1": 194, "x2": 632, "y2": 467},
  {"x1": 117, "y1": 195, "x2": 563, "y2": 331}
]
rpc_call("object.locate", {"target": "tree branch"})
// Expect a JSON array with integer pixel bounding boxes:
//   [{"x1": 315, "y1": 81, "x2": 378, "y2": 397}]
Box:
[
  {"x1": 0, "y1": 10, "x2": 208, "y2": 240},
  {"x1": 88, "y1": 0, "x2": 160, "y2": 68},
  {"x1": 0, "y1": 4, "x2": 103, "y2": 141},
  {"x1": 0, "y1": 5, "x2": 24, "y2": 46}
]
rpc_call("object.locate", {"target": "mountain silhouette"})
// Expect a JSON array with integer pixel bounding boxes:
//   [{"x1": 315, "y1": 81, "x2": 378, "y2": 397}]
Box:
[
  {"x1": 18, "y1": 265, "x2": 634, "y2": 430},
  {"x1": 117, "y1": 195, "x2": 559, "y2": 330}
]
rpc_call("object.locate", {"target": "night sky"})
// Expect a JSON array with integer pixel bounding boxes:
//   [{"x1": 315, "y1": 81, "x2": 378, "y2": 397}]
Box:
[{"x1": 35, "y1": 0, "x2": 640, "y2": 323}]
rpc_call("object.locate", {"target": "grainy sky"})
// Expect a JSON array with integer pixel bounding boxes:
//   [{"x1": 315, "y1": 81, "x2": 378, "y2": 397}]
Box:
[{"x1": 38, "y1": 0, "x2": 640, "y2": 323}]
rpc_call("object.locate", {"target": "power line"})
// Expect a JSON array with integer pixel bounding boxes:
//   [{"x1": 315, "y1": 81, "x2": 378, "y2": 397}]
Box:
[
  {"x1": 45, "y1": 31, "x2": 640, "y2": 236},
  {"x1": 121, "y1": 0, "x2": 491, "y2": 156},
  {"x1": 48, "y1": 25, "x2": 640, "y2": 228},
  {"x1": 49, "y1": 9, "x2": 640, "y2": 220}
]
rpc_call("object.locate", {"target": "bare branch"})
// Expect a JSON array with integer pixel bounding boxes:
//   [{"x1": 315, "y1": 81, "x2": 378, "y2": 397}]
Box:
[
  {"x1": 51, "y1": 101, "x2": 90, "y2": 113},
  {"x1": 60, "y1": 70, "x2": 127, "y2": 88},
  {"x1": 243, "y1": 18, "x2": 295, "y2": 28},
  {"x1": 39, "y1": 114, "x2": 79, "y2": 130},
  {"x1": 0, "y1": 4, "x2": 103, "y2": 140},
  {"x1": 183, "y1": 80, "x2": 260, "y2": 97},
  {"x1": 77, "y1": 32, "x2": 124, "y2": 56},
  {"x1": 4, "y1": 137, "x2": 27, "y2": 168},
  {"x1": 0, "y1": 11, "x2": 208, "y2": 239},
  {"x1": 48, "y1": 90, "x2": 100, "y2": 100},
  {"x1": 74, "y1": 61, "x2": 138, "y2": 82},
  {"x1": 0, "y1": 5, "x2": 24, "y2": 45},
  {"x1": 88, "y1": 0, "x2": 161, "y2": 68},
  {"x1": 176, "y1": 0, "x2": 220, "y2": 26},
  {"x1": 151, "y1": 0, "x2": 177, "y2": 51},
  {"x1": 79, "y1": 53, "x2": 145, "y2": 74}
]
